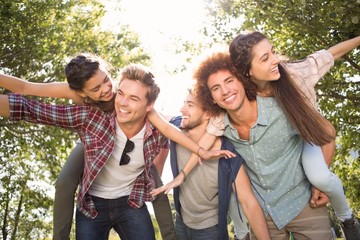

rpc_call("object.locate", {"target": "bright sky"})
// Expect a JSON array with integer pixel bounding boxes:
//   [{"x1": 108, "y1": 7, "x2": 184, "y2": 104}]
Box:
[
  {"x1": 101, "y1": 0, "x2": 211, "y2": 199},
  {"x1": 101, "y1": 0, "x2": 209, "y2": 116}
]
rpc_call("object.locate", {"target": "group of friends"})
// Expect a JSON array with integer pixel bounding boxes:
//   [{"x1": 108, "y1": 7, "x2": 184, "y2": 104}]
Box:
[{"x1": 0, "y1": 31, "x2": 359, "y2": 240}]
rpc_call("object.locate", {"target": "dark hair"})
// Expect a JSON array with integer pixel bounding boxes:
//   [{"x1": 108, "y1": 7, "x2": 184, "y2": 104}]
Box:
[
  {"x1": 65, "y1": 53, "x2": 110, "y2": 91},
  {"x1": 65, "y1": 53, "x2": 115, "y2": 112},
  {"x1": 119, "y1": 64, "x2": 160, "y2": 104},
  {"x1": 193, "y1": 52, "x2": 256, "y2": 116},
  {"x1": 229, "y1": 31, "x2": 334, "y2": 145}
]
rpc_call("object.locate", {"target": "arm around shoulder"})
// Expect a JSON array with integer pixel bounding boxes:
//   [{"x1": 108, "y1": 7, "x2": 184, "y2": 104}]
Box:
[{"x1": 147, "y1": 108, "x2": 209, "y2": 155}]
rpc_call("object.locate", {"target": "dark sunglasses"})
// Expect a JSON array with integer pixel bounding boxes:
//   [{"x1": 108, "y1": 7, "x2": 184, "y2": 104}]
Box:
[{"x1": 119, "y1": 139, "x2": 135, "y2": 165}]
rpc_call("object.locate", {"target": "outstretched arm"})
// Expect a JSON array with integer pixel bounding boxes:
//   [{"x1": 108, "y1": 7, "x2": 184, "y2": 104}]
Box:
[
  {"x1": 150, "y1": 114, "x2": 225, "y2": 195},
  {"x1": 147, "y1": 109, "x2": 234, "y2": 160},
  {"x1": 150, "y1": 131, "x2": 218, "y2": 195},
  {"x1": 179, "y1": 132, "x2": 217, "y2": 179},
  {"x1": 0, "y1": 94, "x2": 10, "y2": 117},
  {"x1": 327, "y1": 36, "x2": 360, "y2": 60},
  {"x1": 0, "y1": 73, "x2": 84, "y2": 103}
]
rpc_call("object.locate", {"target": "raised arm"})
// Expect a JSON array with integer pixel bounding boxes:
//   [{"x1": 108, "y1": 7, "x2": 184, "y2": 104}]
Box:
[
  {"x1": 0, "y1": 73, "x2": 84, "y2": 103},
  {"x1": 327, "y1": 36, "x2": 360, "y2": 60},
  {"x1": 180, "y1": 132, "x2": 217, "y2": 180},
  {"x1": 0, "y1": 94, "x2": 10, "y2": 117}
]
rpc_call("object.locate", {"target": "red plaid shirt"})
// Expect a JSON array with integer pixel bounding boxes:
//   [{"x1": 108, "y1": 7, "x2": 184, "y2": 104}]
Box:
[{"x1": 8, "y1": 94, "x2": 169, "y2": 218}]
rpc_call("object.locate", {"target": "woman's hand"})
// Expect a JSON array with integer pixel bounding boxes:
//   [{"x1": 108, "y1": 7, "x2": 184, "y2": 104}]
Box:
[
  {"x1": 151, "y1": 173, "x2": 185, "y2": 196},
  {"x1": 198, "y1": 147, "x2": 235, "y2": 160}
]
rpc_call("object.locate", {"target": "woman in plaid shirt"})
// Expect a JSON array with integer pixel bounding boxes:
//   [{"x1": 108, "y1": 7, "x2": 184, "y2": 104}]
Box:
[{"x1": 0, "y1": 57, "x2": 234, "y2": 239}]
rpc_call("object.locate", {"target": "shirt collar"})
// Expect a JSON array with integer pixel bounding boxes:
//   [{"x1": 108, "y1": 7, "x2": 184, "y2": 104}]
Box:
[
  {"x1": 223, "y1": 96, "x2": 276, "y2": 129},
  {"x1": 256, "y1": 96, "x2": 277, "y2": 126},
  {"x1": 144, "y1": 119, "x2": 155, "y2": 140}
]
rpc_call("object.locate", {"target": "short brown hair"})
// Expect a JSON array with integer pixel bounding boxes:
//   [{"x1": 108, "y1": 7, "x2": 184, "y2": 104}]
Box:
[{"x1": 119, "y1": 64, "x2": 160, "y2": 104}]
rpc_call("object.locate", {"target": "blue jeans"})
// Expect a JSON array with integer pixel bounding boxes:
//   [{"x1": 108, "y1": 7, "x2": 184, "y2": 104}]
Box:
[
  {"x1": 76, "y1": 195, "x2": 155, "y2": 240},
  {"x1": 175, "y1": 213, "x2": 219, "y2": 240}
]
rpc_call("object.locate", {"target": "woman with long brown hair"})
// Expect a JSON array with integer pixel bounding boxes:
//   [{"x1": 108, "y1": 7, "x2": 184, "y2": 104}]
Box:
[{"x1": 229, "y1": 31, "x2": 360, "y2": 239}]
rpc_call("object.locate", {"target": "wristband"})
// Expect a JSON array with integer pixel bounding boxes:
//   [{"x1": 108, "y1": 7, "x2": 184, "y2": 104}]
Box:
[{"x1": 180, "y1": 169, "x2": 187, "y2": 182}]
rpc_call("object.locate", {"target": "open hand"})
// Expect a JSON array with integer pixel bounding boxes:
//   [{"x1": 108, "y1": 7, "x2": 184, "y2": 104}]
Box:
[
  {"x1": 198, "y1": 148, "x2": 235, "y2": 160},
  {"x1": 150, "y1": 173, "x2": 185, "y2": 196}
]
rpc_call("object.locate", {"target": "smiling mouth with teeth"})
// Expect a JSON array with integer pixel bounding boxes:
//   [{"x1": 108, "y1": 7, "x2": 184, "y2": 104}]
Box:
[
  {"x1": 102, "y1": 91, "x2": 112, "y2": 98},
  {"x1": 271, "y1": 66, "x2": 278, "y2": 72},
  {"x1": 224, "y1": 94, "x2": 236, "y2": 102}
]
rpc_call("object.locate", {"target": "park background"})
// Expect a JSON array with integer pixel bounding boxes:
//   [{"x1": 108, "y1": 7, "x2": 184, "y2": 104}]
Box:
[{"x1": 0, "y1": 0, "x2": 359, "y2": 239}]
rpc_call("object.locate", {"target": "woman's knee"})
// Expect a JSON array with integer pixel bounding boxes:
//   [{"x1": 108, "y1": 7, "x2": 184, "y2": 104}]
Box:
[
  {"x1": 307, "y1": 171, "x2": 337, "y2": 193},
  {"x1": 55, "y1": 168, "x2": 80, "y2": 192}
]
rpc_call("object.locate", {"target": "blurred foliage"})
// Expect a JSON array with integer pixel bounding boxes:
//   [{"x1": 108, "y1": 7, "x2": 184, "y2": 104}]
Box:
[
  {"x1": 200, "y1": 0, "x2": 360, "y2": 221},
  {"x1": 0, "y1": 0, "x2": 359, "y2": 238},
  {"x1": 0, "y1": 0, "x2": 150, "y2": 238}
]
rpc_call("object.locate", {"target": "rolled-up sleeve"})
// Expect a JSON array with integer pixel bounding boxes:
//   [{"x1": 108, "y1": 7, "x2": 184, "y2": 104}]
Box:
[
  {"x1": 207, "y1": 113, "x2": 226, "y2": 136},
  {"x1": 284, "y1": 50, "x2": 334, "y2": 106},
  {"x1": 8, "y1": 93, "x2": 88, "y2": 130}
]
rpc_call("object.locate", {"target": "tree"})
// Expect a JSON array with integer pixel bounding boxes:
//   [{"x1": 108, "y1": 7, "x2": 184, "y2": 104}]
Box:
[
  {"x1": 0, "y1": 0, "x2": 150, "y2": 238},
  {"x1": 202, "y1": 0, "x2": 360, "y2": 218}
]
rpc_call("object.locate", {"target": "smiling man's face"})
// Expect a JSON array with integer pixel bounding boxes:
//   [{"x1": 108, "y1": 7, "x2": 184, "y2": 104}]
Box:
[
  {"x1": 115, "y1": 78, "x2": 153, "y2": 127},
  {"x1": 180, "y1": 93, "x2": 207, "y2": 130}
]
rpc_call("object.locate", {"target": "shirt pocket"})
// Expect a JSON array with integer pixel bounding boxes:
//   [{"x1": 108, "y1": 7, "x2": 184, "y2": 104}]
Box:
[
  {"x1": 259, "y1": 133, "x2": 296, "y2": 162},
  {"x1": 83, "y1": 134, "x2": 106, "y2": 158}
]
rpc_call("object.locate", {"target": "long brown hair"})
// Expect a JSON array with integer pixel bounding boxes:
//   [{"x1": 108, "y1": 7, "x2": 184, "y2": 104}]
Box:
[{"x1": 229, "y1": 31, "x2": 334, "y2": 145}]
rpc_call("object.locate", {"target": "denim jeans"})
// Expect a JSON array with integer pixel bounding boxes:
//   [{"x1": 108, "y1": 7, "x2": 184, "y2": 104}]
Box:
[
  {"x1": 76, "y1": 195, "x2": 155, "y2": 240},
  {"x1": 175, "y1": 213, "x2": 219, "y2": 240}
]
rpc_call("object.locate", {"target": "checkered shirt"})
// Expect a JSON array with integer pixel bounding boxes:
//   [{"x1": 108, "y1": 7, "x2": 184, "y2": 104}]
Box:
[
  {"x1": 8, "y1": 93, "x2": 169, "y2": 218},
  {"x1": 284, "y1": 49, "x2": 334, "y2": 107}
]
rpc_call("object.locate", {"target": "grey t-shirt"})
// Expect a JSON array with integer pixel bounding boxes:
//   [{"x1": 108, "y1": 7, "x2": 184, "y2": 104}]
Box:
[{"x1": 176, "y1": 144, "x2": 219, "y2": 229}]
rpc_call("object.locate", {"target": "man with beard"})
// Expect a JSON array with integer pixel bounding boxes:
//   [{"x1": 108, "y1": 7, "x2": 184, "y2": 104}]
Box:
[{"x1": 166, "y1": 89, "x2": 269, "y2": 240}]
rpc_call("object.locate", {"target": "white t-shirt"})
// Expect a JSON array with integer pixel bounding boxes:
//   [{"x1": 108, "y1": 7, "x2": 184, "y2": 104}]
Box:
[{"x1": 88, "y1": 122, "x2": 146, "y2": 199}]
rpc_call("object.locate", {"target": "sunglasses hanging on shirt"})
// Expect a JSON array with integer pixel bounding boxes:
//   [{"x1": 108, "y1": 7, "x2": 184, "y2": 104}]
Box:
[{"x1": 119, "y1": 139, "x2": 134, "y2": 165}]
